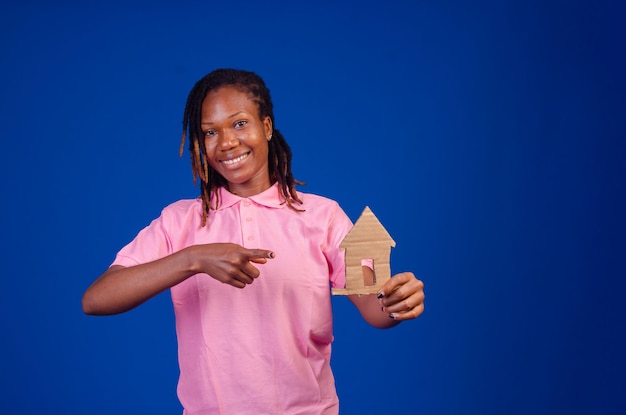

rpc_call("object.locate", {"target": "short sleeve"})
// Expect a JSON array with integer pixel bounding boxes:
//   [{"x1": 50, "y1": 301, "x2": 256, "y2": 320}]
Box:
[
  {"x1": 111, "y1": 211, "x2": 173, "y2": 268},
  {"x1": 324, "y1": 203, "x2": 353, "y2": 289}
]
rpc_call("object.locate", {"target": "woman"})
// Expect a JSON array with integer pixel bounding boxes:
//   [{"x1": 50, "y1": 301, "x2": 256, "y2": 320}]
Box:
[{"x1": 83, "y1": 68, "x2": 425, "y2": 415}]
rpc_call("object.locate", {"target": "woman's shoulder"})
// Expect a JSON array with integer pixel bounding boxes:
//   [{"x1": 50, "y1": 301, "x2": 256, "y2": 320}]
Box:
[
  {"x1": 160, "y1": 197, "x2": 203, "y2": 217},
  {"x1": 297, "y1": 190, "x2": 340, "y2": 209},
  {"x1": 296, "y1": 191, "x2": 350, "y2": 224},
  {"x1": 150, "y1": 197, "x2": 205, "y2": 234},
  {"x1": 295, "y1": 190, "x2": 353, "y2": 235}
]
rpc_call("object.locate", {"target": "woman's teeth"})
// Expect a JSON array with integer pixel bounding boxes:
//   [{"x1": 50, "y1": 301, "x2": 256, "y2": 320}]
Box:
[{"x1": 222, "y1": 153, "x2": 248, "y2": 165}]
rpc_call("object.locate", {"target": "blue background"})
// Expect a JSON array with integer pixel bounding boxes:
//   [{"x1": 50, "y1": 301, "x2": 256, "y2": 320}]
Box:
[{"x1": 1, "y1": 1, "x2": 624, "y2": 414}]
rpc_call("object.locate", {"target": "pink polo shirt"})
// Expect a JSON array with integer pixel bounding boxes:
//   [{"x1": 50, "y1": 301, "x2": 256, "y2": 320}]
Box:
[{"x1": 112, "y1": 184, "x2": 353, "y2": 415}]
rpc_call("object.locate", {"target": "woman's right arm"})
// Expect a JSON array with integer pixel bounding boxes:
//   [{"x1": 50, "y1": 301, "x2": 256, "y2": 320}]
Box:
[{"x1": 82, "y1": 243, "x2": 275, "y2": 315}]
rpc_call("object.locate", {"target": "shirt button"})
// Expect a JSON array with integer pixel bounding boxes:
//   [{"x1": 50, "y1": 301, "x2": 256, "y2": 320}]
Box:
[
  {"x1": 243, "y1": 201, "x2": 251, "y2": 207},
  {"x1": 247, "y1": 235, "x2": 254, "y2": 241},
  {"x1": 245, "y1": 217, "x2": 253, "y2": 222}
]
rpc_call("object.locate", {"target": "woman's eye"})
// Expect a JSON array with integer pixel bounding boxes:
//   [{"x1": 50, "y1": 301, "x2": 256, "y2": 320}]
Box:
[
  {"x1": 204, "y1": 130, "x2": 216, "y2": 137},
  {"x1": 235, "y1": 120, "x2": 247, "y2": 128}
]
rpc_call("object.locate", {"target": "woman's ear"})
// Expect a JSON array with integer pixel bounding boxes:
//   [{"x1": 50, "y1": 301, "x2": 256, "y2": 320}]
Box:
[{"x1": 264, "y1": 116, "x2": 273, "y2": 141}]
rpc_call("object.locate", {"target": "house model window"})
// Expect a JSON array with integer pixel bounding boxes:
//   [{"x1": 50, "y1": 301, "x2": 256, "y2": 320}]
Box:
[{"x1": 332, "y1": 206, "x2": 396, "y2": 296}]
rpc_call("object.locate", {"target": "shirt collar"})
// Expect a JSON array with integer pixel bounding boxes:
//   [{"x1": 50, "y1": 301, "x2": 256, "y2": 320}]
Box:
[{"x1": 214, "y1": 183, "x2": 287, "y2": 210}]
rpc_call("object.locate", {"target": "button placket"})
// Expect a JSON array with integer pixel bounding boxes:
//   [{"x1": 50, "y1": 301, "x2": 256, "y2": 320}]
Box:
[{"x1": 239, "y1": 199, "x2": 259, "y2": 247}]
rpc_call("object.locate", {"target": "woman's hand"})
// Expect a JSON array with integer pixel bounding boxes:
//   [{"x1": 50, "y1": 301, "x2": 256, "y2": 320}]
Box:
[
  {"x1": 348, "y1": 272, "x2": 424, "y2": 328},
  {"x1": 378, "y1": 272, "x2": 425, "y2": 321},
  {"x1": 189, "y1": 243, "x2": 275, "y2": 288}
]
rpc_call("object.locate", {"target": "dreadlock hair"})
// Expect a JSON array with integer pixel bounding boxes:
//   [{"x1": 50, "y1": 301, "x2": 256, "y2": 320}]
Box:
[{"x1": 180, "y1": 68, "x2": 304, "y2": 227}]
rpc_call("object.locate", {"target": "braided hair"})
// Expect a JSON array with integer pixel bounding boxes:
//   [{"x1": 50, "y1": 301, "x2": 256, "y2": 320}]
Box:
[{"x1": 180, "y1": 68, "x2": 303, "y2": 226}]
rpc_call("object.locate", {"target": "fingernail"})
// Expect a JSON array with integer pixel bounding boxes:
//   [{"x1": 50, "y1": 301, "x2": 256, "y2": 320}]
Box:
[
  {"x1": 376, "y1": 291, "x2": 384, "y2": 299},
  {"x1": 389, "y1": 313, "x2": 397, "y2": 319},
  {"x1": 268, "y1": 252, "x2": 275, "y2": 258}
]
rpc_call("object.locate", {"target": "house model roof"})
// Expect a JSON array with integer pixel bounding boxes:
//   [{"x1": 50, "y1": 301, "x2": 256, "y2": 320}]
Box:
[{"x1": 332, "y1": 206, "x2": 396, "y2": 296}]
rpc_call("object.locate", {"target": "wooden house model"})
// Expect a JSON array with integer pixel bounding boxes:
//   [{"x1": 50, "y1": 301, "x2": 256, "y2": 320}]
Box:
[{"x1": 332, "y1": 206, "x2": 396, "y2": 296}]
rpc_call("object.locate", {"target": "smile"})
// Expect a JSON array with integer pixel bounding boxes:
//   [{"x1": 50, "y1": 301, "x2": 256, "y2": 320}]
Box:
[{"x1": 222, "y1": 153, "x2": 249, "y2": 166}]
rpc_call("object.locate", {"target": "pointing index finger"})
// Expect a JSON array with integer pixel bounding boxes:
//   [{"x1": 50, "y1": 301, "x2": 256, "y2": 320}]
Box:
[{"x1": 246, "y1": 249, "x2": 276, "y2": 260}]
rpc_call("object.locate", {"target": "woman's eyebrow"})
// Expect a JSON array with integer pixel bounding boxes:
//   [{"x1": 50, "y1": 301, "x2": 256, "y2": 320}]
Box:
[{"x1": 201, "y1": 111, "x2": 247, "y2": 125}]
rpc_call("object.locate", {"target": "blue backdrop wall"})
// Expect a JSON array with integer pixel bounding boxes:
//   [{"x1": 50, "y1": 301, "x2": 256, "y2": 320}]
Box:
[{"x1": 1, "y1": 1, "x2": 624, "y2": 414}]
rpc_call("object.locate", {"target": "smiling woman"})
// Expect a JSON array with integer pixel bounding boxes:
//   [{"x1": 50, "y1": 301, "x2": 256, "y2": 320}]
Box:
[
  {"x1": 179, "y1": 69, "x2": 305, "y2": 227},
  {"x1": 82, "y1": 68, "x2": 425, "y2": 415}
]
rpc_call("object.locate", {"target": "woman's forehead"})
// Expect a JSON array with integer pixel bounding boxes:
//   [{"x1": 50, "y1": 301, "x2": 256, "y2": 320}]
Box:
[{"x1": 201, "y1": 87, "x2": 260, "y2": 119}]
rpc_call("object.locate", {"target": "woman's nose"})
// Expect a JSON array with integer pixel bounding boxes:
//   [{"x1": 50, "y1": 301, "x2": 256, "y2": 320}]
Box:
[{"x1": 218, "y1": 129, "x2": 238, "y2": 149}]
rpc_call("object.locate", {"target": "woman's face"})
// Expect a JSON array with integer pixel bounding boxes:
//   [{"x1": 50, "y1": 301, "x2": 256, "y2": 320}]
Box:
[{"x1": 201, "y1": 86, "x2": 273, "y2": 197}]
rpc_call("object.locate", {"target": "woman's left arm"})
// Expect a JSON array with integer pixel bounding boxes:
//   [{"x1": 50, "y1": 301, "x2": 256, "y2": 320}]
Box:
[{"x1": 348, "y1": 272, "x2": 425, "y2": 329}]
